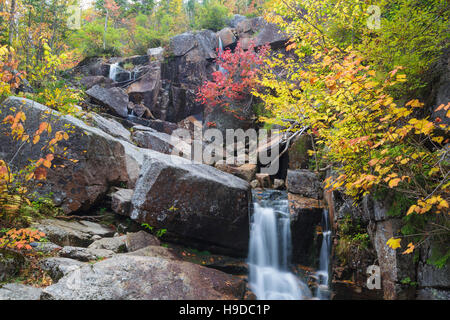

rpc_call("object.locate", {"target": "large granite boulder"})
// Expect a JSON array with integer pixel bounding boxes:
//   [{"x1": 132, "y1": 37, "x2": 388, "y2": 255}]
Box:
[
  {"x1": 0, "y1": 97, "x2": 149, "y2": 212},
  {"x1": 131, "y1": 128, "x2": 191, "y2": 157},
  {"x1": 217, "y1": 27, "x2": 237, "y2": 48},
  {"x1": 162, "y1": 30, "x2": 218, "y2": 123},
  {"x1": 86, "y1": 85, "x2": 129, "y2": 118},
  {"x1": 288, "y1": 194, "x2": 324, "y2": 266},
  {"x1": 41, "y1": 255, "x2": 246, "y2": 300},
  {"x1": 127, "y1": 151, "x2": 251, "y2": 256}
]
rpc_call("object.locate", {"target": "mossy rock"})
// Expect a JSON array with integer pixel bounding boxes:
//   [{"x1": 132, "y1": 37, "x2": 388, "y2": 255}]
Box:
[{"x1": 0, "y1": 249, "x2": 26, "y2": 282}]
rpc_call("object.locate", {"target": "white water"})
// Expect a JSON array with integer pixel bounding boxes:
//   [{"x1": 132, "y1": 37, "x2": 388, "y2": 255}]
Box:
[
  {"x1": 316, "y1": 209, "x2": 331, "y2": 299},
  {"x1": 109, "y1": 62, "x2": 119, "y2": 81},
  {"x1": 217, "y1": 37, "x2": 227, "y2": 75},
  {"x1": 248, "y1": 191, "x2": 311, "y2": 300},
  {"x1": 109, "y1": 62, "x2": 134, "y2": 82}
]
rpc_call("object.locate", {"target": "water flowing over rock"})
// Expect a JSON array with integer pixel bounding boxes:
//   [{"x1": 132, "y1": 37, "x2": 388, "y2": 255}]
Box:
[
  {"x1": 316, "y1": 210, "x2": 331, "y2": 299},
  {"x1": 41, "y1": 255, "x2": 246, "y2": 300},
  {"x1": 128, "y1": 151, "x2": 251, "y2": 256},
  {"x1": 248, "y1": 190, "x2": 311, "y2": 300}
]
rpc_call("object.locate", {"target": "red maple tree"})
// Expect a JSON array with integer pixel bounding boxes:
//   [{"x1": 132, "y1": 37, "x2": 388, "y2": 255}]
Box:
[{"x1": 197, "y1": 41, "x2": 270, "y2": 119}]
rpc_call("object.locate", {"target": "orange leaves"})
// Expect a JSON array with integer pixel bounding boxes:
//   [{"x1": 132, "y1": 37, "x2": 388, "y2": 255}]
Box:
[
  {"x1": 0, "y1": 228, "x2": 46, "y2": 251},
  {"x1": 407, "y1": 196, "x2": 449, "y2": 216},
  {"x1": 43, "y1": 154, "x2": 54, "y2": 168},
  {"x1": 402, "y1": 243, "x2": 415, "y2": 255},
  {"x1": 33, "y1": 167, "x2": 48, "y2": 180}
]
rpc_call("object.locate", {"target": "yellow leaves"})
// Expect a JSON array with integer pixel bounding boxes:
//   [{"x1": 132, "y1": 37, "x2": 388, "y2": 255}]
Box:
[
  {"x1": 387, "y1": 237, "x2": 402, "y2": 250},
  {"x1": 428, "y1": 167, "x2": 439, "y2": 176},
  {"x1": 408, "y1": 118, "x2": 434, "y2": 135},
  {"x1": 402, "y1": 243, "x2": 415, "y2": 255},
  {"x1": 406, "y1": 99, "x2": 424, "y2": 108},
  {"x1": 396, "y1": 74, "x2": 407, "y2": 82},
  {"x1": 408, "y1": 196, "x2": 449, "y2": 216},
  {"x1": 388, "y1": 178, "x2": 401, "y2": 188},
  {"x1": 406, "y1": 205, "x2": 418, "y2": 215}
]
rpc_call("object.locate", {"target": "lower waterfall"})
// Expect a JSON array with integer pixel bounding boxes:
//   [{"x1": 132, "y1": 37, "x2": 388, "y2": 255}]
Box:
[{"x1": 248, "y1": 190, "x2": 311, "y2": 300}]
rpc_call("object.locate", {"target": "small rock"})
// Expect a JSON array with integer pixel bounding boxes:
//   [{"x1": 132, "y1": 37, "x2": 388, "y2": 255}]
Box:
[
  {"x1": 59, "y1": 246, "x2": 114, "y2": 262},
  {"x1": 86, "y1": 85, "x2": 129, "y2": 118},
  {"x1": 214, "y1": 161, "x2": 257, "y2": 182},
  {"x1": 30, "y1": 242, "x2": 62, "y2": 254},
  {"x1": 256, "y1": 173, "x2": 271, "y2": 188},
  {"x1": 126, "y1": 231, "x2": 160, "y2": 252},
  {"x1": 88, "y1": 235, "x2": 127, "y2": 253},
  {"x1": 91, "y1": 235, "x2": 102, "y2": 241},
  {"x1": 0, "y1": 283, "x2": 42, "y2": 300},
  {"x1": 40, "y1": 257, "x2": 85, "y2": 281},
  {"x1": 250, "y1": 179, "x2": 260, "y2": 189},
  {"x1": 273, "y1": 179, "x2": 285, "y2": 190},
  {"x1": 41, "y1": 255, "x2": 246, "y2": 300},
  {"x1": 217, "y1": 28, "x2": 236, "y2": 47},
  {"x1": 111, "y1": 188, "x2": 134, "y2": 216},
  {"x1": 32, "y1": 219, "x2": 115, "y2": 247}
]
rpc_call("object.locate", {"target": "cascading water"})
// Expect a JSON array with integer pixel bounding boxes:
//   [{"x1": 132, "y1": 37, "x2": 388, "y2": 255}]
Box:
[
  {"x1": 316, "y1": 209, "x2": 331, "y2": 299},
  {"x1": 109, "y1": 62, "x2": 133, "y2": 83},
  {"x1": 217, "y1": 37, "x2": 227, "y2": 75},
  {"x1": 109, "y1": 62, "x2": 119, "y2": 82},
  {"x1": 248, "y1": 190, "x2": 311, "y2": 300}
]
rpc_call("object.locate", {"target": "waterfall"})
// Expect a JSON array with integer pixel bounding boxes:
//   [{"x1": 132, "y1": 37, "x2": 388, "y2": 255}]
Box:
[
  {"x1": 316, "y1": 209, "x2": 331, "y2": 299},
  {"x1": 109, "y1": 62, "x2": 119, "y2": 81},
  {"x1": 217, "y1": 37, "x2": 227, "y2": 75},
  {"x1": 248, "y1": 190, "x2": 311, "y2": 300}
]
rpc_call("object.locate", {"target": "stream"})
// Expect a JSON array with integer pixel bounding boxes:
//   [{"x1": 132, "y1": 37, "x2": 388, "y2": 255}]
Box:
[{"x1": 248, "y1": 190, "x2": 312, "y2": 300}]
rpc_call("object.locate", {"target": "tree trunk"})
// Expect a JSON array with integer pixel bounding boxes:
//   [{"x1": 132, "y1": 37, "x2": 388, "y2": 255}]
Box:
[
  {"x1": 103, "y1": 10, "x2": 109, "y2": 51},
  {"x1": 8, "y1": 0, "x2": 17, "y2": 46}
]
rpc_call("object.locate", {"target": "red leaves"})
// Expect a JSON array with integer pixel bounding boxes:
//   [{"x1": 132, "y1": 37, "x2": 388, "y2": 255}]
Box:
[{"x1": 197, "y1": 41, "x2": 270, "y2": 117}]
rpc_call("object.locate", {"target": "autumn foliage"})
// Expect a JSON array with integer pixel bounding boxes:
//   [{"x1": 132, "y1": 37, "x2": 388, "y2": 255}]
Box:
[
  {"x1": 197, "y1": 41, "x2": 270, "y2": 119},
  {"x1": 256, "y1": 0, "x2": 449, "y2": 258}
]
